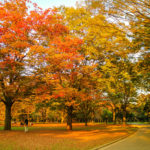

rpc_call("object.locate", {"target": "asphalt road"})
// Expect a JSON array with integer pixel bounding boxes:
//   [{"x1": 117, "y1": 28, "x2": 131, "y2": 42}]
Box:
[{"x1": 100, "y1": 126, "x2": 150, "y2": 150}]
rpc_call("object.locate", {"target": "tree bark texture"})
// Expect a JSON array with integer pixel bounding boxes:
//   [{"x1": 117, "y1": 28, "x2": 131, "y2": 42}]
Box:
[
  {"x1": 85, "y1": 117, "x2": 88, "y2": 126},
  {"x1": 67, "y1": 106, "x2": 73, "y2": 130},
  {"x1": 113, "y1": 109, "x2": 116, "y2": 124},
  {"x1": 122, "y1": 105, "x2": 126, "y2": 126},
  {"x1": 4, "y1": 104, "x2": 12, "y2": 130}
]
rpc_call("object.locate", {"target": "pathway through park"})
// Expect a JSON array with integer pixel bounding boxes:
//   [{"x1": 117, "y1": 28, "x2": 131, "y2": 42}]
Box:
[{"x1": 99, "y1": 125, "x2": 150, "y2": 150}]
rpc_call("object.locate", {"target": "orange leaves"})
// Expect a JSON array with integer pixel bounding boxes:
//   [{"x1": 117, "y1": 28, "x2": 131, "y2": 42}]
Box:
[
  {"x1": 0, "y1": 1, "x2": 32, "y2": 45},
  {"x1": 79, "y1": 92, "x2": 92, "y2": 102},
  {"x1": 11, "y1": 41, "x2": 30, "y2": 49},
  {"x1": 52, "y1": 36, "x2": 83, "y2": 54},
  {"x1": 43, "y1": 36, "x2": 83, "y2": 71},
  {"x1": 0, "y1": 0, "x2": 87, "y2": 113},
  {"x1": 33, "y1": 83, "x2": 55, "y2": 103},
  {"x1": 53, "y1": 23, "x2": 68, "y2": 36},
  {"x1": 53, "y1": 87, "x2": 79, "y2": 106},
  {"x1": 29, "y1": 7, "x2": 68, "y2": 39}
]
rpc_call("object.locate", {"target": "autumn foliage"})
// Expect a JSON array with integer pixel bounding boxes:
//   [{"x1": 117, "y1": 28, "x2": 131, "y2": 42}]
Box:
[{"x1": 0, "y1": 0, "x2": 149, "y2": 130}]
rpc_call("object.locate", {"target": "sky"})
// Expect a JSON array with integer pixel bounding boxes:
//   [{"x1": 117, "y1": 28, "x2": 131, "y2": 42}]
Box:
[
  {"x1": 0, "y1": 0, "x2": 82, "y2": 9},
  {"x1": 32, "y1": 0, "x2": 82, "y2": 9}
]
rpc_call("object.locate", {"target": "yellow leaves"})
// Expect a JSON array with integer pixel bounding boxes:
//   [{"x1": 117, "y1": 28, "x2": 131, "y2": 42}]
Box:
[
  {"x1": 88, "y1": 15, "x2": 106, "y2": 27},
  {"x1": 65, "y1": 7, "x2": 90, "y2": 33},
  {"x1": 101, "y1": 59, "x2": 116, "y2": 73},
  {"x1": 35, "y1": 94, "x2": 54, "y2": 103},
  {"x1": 0, "y1": 47, "x2": 9, "y2": 54},
  {"x1": 84, "y1": 46, "x2": 99, "y2": 58},
  {"x1": 121, "y1": 72, "x2": 131, "y2": 80}
]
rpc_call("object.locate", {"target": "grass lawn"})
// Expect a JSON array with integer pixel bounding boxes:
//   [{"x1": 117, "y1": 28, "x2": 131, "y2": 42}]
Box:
[{"x1": 0, "y1": 123, "x2": 137, "y2": 150}]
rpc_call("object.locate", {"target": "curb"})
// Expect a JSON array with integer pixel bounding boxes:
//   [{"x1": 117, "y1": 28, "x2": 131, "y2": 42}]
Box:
[{"x1": 90, "y1": 129, "x2": 138, "y2": 150}]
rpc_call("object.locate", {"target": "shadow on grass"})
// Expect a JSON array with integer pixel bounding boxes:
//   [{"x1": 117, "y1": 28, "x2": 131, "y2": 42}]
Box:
[{"x1": 0, "y1": 124, "x2": 137, "y2": 132}]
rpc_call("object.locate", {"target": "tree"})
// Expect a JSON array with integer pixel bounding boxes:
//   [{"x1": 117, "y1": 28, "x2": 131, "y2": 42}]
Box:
[
  {"x1": 75, "y1": 64, "x2": 101, "y2": 126},
  {"x1": 106, "y1": 0, "x2": 150, "y2": 91},
  {"x1": 0, "y1": 0, "x2": 70, "y2": 130},
  {"x1": 101, "y1": 57, "x2": 138, "y2": 125},
  {"x1": 62, "y1": 1, "x2": 136, "y2": 126},
  {"x1": 28, "y1": 8, "x2": 83, "y2": 129},
  {"x1": 103, "y1": 95, "x2": 120, "y2": 124},
  {"x1": 0, "y1": 0, "x2": 35, "y2": 130},
  {"x1": 135, "y1": 94, "x2": 150, "y2": 122},
  {"x1": 143, "y1": 94, "x2": 150, "y2": 122}
]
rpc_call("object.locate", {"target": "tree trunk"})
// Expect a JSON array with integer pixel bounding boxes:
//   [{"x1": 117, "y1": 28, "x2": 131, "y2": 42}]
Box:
[
  {"x1": 61, "y1": 111, "x2": 65, "y2": 123},
  {"x1": 113, "y1": 109, "x2": 116, "y2": 124},
  {"x1": 122, "y1": 106, "x2": 126, "y2": 126},
  {"x1": 105, "y1": 117, "x2": 108, "y2": 125},
  {"x1": 67, "y1": 106, "x2": 73, "y2": 130},
  {"x1": 85, "y1": 117, "x2": 88, "y2": 126},
  {"x1": 4, "y1": 104, "x2": 12, "y2": 130},
  {"x1": 37, "y1": 115, "x2": 39, "y2": 123}
]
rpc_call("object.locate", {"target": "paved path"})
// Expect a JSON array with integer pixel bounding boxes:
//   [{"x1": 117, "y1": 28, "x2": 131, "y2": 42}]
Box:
[{"x1": 100, "y1": 126, "x2": 150, "y2": 150}]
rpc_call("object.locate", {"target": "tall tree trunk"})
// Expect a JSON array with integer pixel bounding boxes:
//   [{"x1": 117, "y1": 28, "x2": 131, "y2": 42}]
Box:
[
  {"x1": 4, "y1": 104, "x2": 12, "y2": 130},
  {"x1": 105, "y1": 116, "x2": 108, "y2": 125},
  {"x1": 67, "y1": 106, "x2": 73, "y2": 130},
  {"x1": 122, "y1": 105, "x2": 126, "y2": 126},
  {"x1": 61, "y1": 111, "x2": 65, "y2": 123},
  {"x1": 113, "y1": 108, "x2": 116, "y2": 124},
  {"x1": 37, "y1": 115, "x2": 39, "y2": 123},
  {"x1": 85, "y1": 117, "x2": 88, "y2": 126}
]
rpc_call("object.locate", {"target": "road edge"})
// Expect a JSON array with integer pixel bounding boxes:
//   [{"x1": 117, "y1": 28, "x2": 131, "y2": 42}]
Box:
[{"x1": 90, "y1": 128, "x2": 138, "y2": 150}]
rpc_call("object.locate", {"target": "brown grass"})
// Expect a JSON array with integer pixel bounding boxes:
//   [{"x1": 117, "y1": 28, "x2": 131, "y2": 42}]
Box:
[{"x1": 0, "y1": 123, "x2": 137, "y2": 150}]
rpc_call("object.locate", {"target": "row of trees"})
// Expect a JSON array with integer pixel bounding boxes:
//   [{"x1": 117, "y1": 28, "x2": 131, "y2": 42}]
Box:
[
  {"x1": 0, "y1": 0, "x2": 149, "y2": 130},
  {"x1": 1, "y1": 93, "x2": 149, "y2": 125}
]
